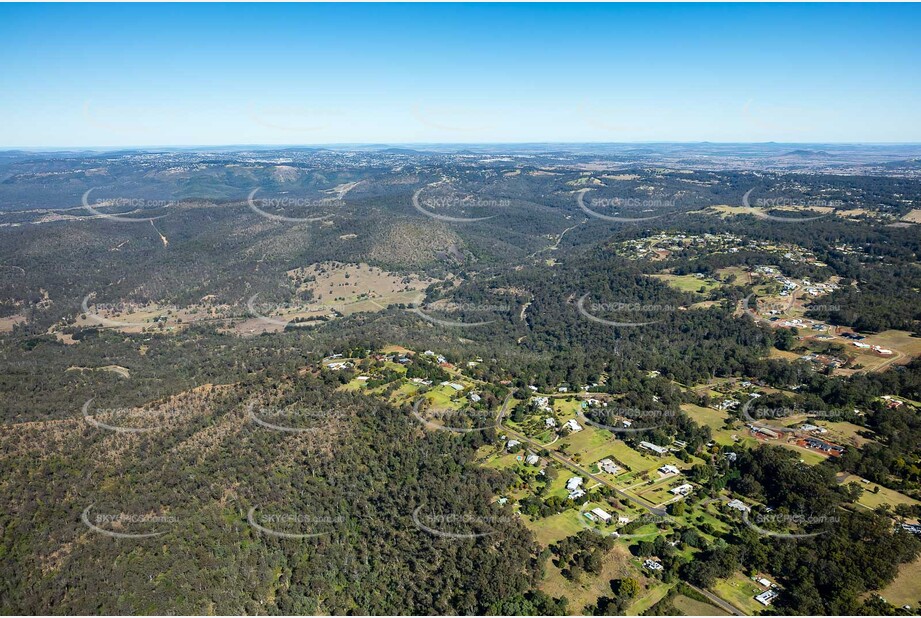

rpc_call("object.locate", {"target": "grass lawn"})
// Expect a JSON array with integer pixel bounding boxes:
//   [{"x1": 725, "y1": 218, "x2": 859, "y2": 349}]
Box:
[
  {"x1": 864, "y1": 330, "x2": 921, "y2": 359},
  {"x1": 681, "y1": 403, "x2": 731, "y2": 430},
  {"x1": 828, "y1": 330, "x2": 921, "y2": 373},
  {"x1": 710, "y1": 426, "x2": 754, "y2": 448},
  {"x1": 714, "y1": 266, "x2": 753, "y2": 286},
  {"x1": 332, "y1": 290, "x2": 423, "y2": 315},
  {"x1": 775, "y1": 441, "x2": 829, "y2": 466},
  {"x1": 638, "y1": 480, "x2": 688, "y2": 507},
  {"x1": 388, "y1": 381, "x2": 421, "y2": 405},
  {"x1": 540, "y1": 544, "x2": 645, "y2": 614},
  {"x1": 878, "y1": 555, "x2": 921, "y2": 608},
  {"x1": 650, "y1": 273, "x2": 721, "y2": 295},
  {"x1": 338, "y1": 378, "x2": 367, "y2": 392},
  {"x1": 626, "y1": 581, "x2": 673, "y2": 615},
  {"x1": 673, "y1": 594, "x2": 730, "y2": 616},
  {"x1": 902, "y1": 209, "x2": 921, "y2": 223},
  {"x1": 682, "y1": 504, "x2": 732, "y2": 537},
  {"x1": 712, "y1": 572, "x2": 767, "y2": 615},
  {"x1": 513, "y1": 411, "x2": 559, "y2": 443},
  {"x1": 479, "y1": 451, "x2": 523, "y2": 471},
  {"x1": 378, "y1": 360, "x2": 408, "y2": 373},
  {"x1": 641, "y1": 491, "x2": 680, "y2": 509},
  {"x1": 838, "y1": 473, "x2": 920, "y2": 510},
  {"x1": 606, "y1": 440, "x2": 662, "y2": 474},
  {"x1": 544, "y1": 467, "x2": 579, "y2": 501},
  {"x1": 525, "y1": 509, "x2": 587, "y2": 547},
  {"x1": 683, "y1": 399, "x2": 750, "y2": 447},
  {"x1": 423, "y1": 385, "x2": 463, "y2": 409},
  {"x1": 380, "y1": 344, "x2": 413, "y2": 355},
  {"x1": 689, "y1": 300, "x2": 722, "y2": 310},
  {"x1": 769, "y1": 348, "x2": 803, "y2": 363},
  {"x1": 555, "y1": 426, "x2": 613, "y2": 463},
  {"x1": 552, "y1": 397, "x2": 585, "y2": 421},
  {"x1": 809, "y1": 420, "x2": 876, "y2": 448},
  {"x1": 620, "y1": 521, "x2": 667, "y2": 541}
]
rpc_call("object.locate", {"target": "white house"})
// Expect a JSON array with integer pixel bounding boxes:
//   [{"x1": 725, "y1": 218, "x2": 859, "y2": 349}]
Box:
[
  {"x1": 589, "y1": 508, "x2": 612, "y2": 524},
  {"x1": 643, "y1": 559, "x2": 664, "y2": 571},
  {"x1": 598, "y1": 458, "x2": 621, "y2": 475},
  {"x1": 755, "y1": 590, "x2": 779, "y2": 606},
  {"x1": 544, "y1": 417, "x2": 557, "y2": 428},
  {"x1": 727, "y1": 499, "x2": 750, "y2": 512},
  {"x1": 566, "y1": 476, "x2": 584, "y2": 491},
  {"x1": 506, "y1": 439, "x2": 521, "y2": 451},
  {"x1": 670, "y1": 483, "x2": 694, "y2": 497},
  {"x1": 564, "y1": 419, "x2": 583, "y2": 433},
  {"x1": 658, "y1": 464, "x2": 680, "y2": 476},
  {"x1": 525, "y1": 453, "x2": 540, "y2": 466}
]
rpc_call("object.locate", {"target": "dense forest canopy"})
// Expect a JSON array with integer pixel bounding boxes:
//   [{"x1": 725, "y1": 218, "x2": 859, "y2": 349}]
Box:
[{"x1": 2, "y1": 147, "x2": 921, "y2": 615}]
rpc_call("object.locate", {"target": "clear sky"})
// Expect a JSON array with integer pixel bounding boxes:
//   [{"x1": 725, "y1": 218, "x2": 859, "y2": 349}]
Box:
[{"x1": 1, "y1": 3, "x2": 919, "y2": 148}]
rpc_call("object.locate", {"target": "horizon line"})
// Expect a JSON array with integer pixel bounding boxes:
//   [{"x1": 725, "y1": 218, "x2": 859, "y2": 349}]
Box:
[{"x1": 4, "y1": 141, "x2": 921, "y2": 153}]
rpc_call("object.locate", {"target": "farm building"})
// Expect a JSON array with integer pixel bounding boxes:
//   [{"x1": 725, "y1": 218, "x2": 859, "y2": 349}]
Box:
[{"x1": 639, "y1": 441, "x2": 669, "y2": 455}]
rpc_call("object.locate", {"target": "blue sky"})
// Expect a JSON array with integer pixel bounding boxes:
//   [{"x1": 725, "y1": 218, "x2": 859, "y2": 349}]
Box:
[{"x1": 1, "y1": 3, "x2": 919, "y2": 147}]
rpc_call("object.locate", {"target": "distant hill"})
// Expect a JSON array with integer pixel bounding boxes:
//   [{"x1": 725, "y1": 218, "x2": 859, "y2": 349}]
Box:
[{"x1": 784, "y1": 149, "x2": 833, "y2": 157}]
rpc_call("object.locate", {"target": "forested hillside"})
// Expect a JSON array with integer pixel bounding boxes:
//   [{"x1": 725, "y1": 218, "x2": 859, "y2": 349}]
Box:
[{"x1": 2, "y1": 147, "x2": 921, "y2": 614}]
